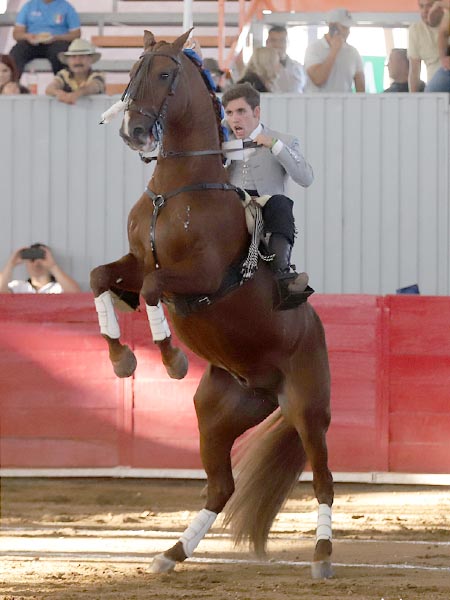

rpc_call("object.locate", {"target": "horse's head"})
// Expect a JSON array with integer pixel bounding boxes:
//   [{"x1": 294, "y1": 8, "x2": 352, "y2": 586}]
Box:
[{"x1": 120, "y1": 30, "x2": 191, "y2": 152}]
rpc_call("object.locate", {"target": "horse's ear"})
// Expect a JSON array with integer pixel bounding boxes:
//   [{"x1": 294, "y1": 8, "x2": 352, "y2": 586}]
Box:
[
  {"x1": 171, "y1": 28, "x2": 194, "y2": 52},
  {"x1": 143, "y1": 30, "x2": 156, "y2": 51}
]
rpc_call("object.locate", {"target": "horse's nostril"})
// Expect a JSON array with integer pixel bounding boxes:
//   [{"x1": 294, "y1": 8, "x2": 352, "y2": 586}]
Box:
[{"x1": 133, "y1": 126, "x2": 147, "y2": 139}]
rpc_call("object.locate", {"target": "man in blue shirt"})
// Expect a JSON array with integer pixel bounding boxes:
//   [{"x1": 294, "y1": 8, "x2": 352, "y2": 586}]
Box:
[{"x1": 9, "y1": 0, "x2": 81, "y2": 77}]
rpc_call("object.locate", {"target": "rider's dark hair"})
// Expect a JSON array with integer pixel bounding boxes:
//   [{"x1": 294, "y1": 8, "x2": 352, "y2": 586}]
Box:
[{"x1": 222, "y1": 82, "x2": 260, "y2": 110}]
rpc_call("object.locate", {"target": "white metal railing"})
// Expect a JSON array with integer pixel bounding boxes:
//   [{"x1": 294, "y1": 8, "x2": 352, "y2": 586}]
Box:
[{"x1": 0, "y1": 93, "x2": 448, "y2": 295}]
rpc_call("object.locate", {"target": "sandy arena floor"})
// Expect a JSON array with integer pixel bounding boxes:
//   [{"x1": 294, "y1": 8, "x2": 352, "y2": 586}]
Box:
[{"x1": 1, "y1": 478, "x2": 450, "y2": 599}]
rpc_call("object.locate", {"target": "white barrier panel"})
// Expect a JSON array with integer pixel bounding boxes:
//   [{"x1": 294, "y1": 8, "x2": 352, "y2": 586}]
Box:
[{"x1": 0, "y1": 93, "x2": 448, "y2": 294}]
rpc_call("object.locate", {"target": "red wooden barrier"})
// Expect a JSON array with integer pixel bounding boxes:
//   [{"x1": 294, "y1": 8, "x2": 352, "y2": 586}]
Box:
[{"x1": 1, "y1": 294, "x2": 449, "y2": 473}]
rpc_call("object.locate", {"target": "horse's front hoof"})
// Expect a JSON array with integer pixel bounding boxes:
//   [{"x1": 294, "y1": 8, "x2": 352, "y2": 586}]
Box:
[
  {"x1": 163, "y1": 347, "x2": 188, "y2": 380},
  {"x1": 150, "y1": 553, "x2": 177, "y2": 574},
  {"x1": 311, "y1": 560, "x2": 333, "y2": 579},
  {"x1": 111, "y1": 345, "x2": 137, "y2": 378}
]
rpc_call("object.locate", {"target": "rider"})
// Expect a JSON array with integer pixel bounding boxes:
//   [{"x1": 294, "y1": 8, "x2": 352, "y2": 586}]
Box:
[{"x1": 222, "y1": 82, "x2": 314, "y2": 296}]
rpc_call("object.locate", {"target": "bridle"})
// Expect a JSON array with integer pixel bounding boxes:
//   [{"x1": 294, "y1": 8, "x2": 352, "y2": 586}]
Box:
[
  {"x1": 122, "y1": 45, "x2": 263, "y2": 280},
  {"x1": 122, "y1": 50, "x2": 183, "y2": 152},
  {"x1": 122, "y1": 47, "x2": 238, "y2": 163}
]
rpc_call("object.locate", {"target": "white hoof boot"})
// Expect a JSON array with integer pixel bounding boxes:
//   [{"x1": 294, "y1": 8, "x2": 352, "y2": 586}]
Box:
[
  {"x1": 150, "y1": 553, "x2": 177, "y2": 574},
  {"x1": 311, "y1": 560, "x2": 333, "y2": 580}
]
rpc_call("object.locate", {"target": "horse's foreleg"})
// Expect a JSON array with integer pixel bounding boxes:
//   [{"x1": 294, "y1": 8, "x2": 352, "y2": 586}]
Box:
[
  {"x1": 145, "y1": 302, "x2": 188, "y2": 379},
  {"x1": 141, "y1": 273, "x2": 188, "y2": 380},
  {"x1": 283, "y1": 344, "x2": 333, "y2": 580},
  {"x1": 90, "y1": 254, "x2": 142, "y2": 378},
  {"x1": 151, "y1": 366, "x2": 276, "y2": 574}
]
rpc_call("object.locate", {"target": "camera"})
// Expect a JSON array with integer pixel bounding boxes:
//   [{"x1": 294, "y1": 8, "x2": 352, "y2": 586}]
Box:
[
  {"x1": 329, "y1": 25, "x2": 339, "y2": 36},
  {"x1": 20, "y1": 246, "x2": 45, "y2": 260}
]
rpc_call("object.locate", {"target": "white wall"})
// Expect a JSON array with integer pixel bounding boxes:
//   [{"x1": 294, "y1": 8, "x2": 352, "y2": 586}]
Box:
[{"x1": 0, "y1": 93, "x2": 448, "y2": 295}]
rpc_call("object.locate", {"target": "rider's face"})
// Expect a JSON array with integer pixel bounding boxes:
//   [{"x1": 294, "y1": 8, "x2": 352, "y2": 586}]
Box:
[{"x1": 224, "y1": 98, "x2": 261, "y2": 140}]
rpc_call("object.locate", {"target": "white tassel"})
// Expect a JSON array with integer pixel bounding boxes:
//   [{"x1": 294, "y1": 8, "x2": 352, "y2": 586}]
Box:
[{"x1": 100, "y1": 99, "x2": 128, "y2": 124}]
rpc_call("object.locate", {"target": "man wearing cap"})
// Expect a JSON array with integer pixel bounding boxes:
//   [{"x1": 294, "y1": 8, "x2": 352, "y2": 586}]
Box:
[
  {"x1": 45, "y1": 39, "x2": 105, "y2": 105},
  {"x1": 9, "y1": 0, "x2": 81, "y2": 77},
  {"x1": 304, "y1": 8, "x2": 365, "y2": 93}
]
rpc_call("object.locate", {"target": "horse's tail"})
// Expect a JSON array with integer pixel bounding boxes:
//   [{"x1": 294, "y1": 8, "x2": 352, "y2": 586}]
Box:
[{"x1": 223, "y1": 408, "x2": 306, "y2": 557}]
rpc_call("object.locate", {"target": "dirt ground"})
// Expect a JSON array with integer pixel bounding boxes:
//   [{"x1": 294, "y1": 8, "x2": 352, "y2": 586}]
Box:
[{"x1": 1, "y1": 478, "x2": 450, "y2": 599}]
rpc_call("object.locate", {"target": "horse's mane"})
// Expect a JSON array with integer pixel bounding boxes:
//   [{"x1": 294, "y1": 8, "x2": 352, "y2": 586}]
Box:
[{"x1": 126, "y1": 41, "x2": 225, "y2": 146}]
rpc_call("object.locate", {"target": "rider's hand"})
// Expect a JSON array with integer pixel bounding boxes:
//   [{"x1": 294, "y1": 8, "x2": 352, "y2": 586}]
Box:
[{"x1": 254, "y1": 133, "x2": 275, "y2": 149}]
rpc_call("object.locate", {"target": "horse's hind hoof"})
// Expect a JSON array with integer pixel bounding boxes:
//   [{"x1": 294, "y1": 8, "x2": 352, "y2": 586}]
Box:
[
  {"x1": 311, "y1": 560, "x2": 333, "y2": 579},
  {"x1": 111, "y1": 345, "x2": 137, "y2": 378},
  {"x1": 163, "y1": 347, "x2": 188, "y2": 380},
  {"x1": 150, "y1": 553, "x2": 177, "y2": 574}
]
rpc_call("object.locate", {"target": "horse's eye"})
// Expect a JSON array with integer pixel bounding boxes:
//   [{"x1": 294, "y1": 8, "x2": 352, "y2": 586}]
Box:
[{"x1": 160, "y1": 72, "x2": 170, "y2": 80}]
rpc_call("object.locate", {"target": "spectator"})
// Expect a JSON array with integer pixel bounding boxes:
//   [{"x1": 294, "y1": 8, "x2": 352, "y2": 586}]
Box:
[
  {"x1": 0, "y1": 55, "x2": 30, "y2": 94},
  {"x1": 265, "y1": 25, "x2": 306, "y2": 93},
  {"x1": 408, "y1": 0, "x2": 443, "y2": 92},
  {"x1": 203, "y1": 57, "x2": 232, "y2": 93},
  {"x1": 237, "y1": 47, "x2": 281, "y2": 92},
  {"x1": 45, "y1": 39, "x2": 105, "y2": 104},
  {"x1": 222, "y1": 82, "x2": 313, "y2": 298},
  {"x1": 304, "y1": 8, "x2": 365, "y2": 93},
  {"x1": 384, "y1": 48, "x2": 425, "y2": 92},
  {"x1": 0, "y1": 243, "x2": 80, "y2": 294},
  {"x1": 425, "y1": 0, "x2": 450, "y2": 91},
  {"x1": 9, "y1": 0, "x2": 81, "y2": 78}
]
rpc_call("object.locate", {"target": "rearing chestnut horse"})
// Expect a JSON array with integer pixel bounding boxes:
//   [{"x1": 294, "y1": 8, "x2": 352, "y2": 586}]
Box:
[{"x1": 90, "y1": 30, "x2": 333, "y2": 579}]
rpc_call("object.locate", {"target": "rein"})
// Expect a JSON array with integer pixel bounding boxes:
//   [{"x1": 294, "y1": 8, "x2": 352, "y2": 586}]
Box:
[{"x1": 139, "y1": 141, "x2": 260, "y2": 163}]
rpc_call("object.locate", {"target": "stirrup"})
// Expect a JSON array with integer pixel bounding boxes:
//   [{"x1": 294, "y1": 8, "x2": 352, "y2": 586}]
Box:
[
  {"x1": 274, "y1": 270, "x2": 314, "y2": 311},
  {"x1": 276, "y1": 270, "x2": 309, "y2": 293}
]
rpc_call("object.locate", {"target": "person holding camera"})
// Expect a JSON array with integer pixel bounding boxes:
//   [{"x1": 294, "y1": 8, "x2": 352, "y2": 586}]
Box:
[
  {"x1": 304, "y1": 8, "x2": 365, "y2": 93},
  {"x1": 0, "y1": 243, "x2": 80, "y2": 293}
]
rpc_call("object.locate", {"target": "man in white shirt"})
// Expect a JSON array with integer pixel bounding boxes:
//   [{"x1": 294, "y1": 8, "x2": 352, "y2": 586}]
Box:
[
  {"x1": 265, "y1": 25, "x2": 306, "y2": 93},
  {"x1": 304, "y1": 8, "x2": 365, "y2": 93}
]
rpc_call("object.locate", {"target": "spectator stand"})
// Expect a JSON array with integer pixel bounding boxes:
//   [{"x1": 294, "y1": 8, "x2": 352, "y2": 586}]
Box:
[{"x1": 1, "y1": 1, "x2": 421, "y2": 94}]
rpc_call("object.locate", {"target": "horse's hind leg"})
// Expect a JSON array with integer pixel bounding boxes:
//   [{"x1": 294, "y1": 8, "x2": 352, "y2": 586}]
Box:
[
  {"x1": 151, "y1": 365, "x2": 277, "y2": 573},
  {"x1": 283, "y1": 335, "x2": 334, "y2": 579}
]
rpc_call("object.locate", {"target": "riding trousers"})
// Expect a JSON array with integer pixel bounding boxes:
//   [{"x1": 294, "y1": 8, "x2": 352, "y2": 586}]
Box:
[{"x1": 246, "y1": 191, "x2": 296, "y2": 245}]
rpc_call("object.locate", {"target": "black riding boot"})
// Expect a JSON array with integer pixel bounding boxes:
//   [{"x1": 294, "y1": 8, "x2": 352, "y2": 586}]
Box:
[{"x1": 268, "y1": 233, "x2": 309, "y2": 294}]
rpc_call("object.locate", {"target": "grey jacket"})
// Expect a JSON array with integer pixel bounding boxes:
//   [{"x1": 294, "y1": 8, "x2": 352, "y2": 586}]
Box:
[{"x1": 226, "y1": 124, "x2": 314, "y2": 196}]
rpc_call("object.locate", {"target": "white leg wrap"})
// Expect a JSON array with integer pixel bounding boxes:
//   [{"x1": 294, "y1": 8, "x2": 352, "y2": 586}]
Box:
[
  {"x1": 316, "y1": 504, "x2": 332, "y2": 542},
  {"x1": 146, "y1": 301, "x2": 171, "y2": 341},
  {"x1": 94, "y1": 291, "x2": 120, "y2": 339},
  {"x1": 179, "y1": 509, "x2": 217, "y2": 558}
]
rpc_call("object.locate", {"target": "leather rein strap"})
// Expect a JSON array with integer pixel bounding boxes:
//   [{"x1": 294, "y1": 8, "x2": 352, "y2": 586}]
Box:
[{"x1": 144, "y1": 183, "x2": 241, "y2": 270}]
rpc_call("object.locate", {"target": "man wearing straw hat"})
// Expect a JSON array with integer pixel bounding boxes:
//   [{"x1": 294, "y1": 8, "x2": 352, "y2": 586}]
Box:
[{"x1": 45, "y1": 39, "x2": 105, "y2": 104}]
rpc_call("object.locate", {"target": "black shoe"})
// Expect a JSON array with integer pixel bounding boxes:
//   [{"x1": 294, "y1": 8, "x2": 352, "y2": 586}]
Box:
[{"x1": 268, "y1": 234, "x2": 309, "y2": 293}]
